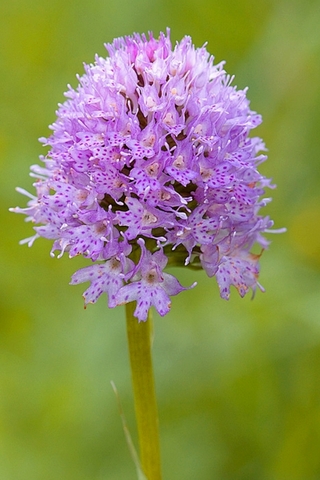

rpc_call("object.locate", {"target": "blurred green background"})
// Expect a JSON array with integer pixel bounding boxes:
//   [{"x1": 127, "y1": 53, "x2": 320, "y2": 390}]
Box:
[{"x1": 1, "y1": 0, "x2": 320, "y2": 478}]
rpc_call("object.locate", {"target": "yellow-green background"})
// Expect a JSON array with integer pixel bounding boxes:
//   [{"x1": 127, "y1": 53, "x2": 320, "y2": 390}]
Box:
[{"x1": 1, "y1": 1, "x2": 320, "y2": 478}]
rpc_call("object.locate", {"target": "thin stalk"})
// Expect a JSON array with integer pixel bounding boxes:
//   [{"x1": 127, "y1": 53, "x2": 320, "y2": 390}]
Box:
[{"x1": 125, "y1": 302, "x2": 162, "y2": 480}]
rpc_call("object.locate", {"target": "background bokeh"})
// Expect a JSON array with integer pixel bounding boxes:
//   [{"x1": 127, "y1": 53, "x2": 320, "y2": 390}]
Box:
[{"x1": 1, "y1": 0, "x2": 320, "y2": 479}]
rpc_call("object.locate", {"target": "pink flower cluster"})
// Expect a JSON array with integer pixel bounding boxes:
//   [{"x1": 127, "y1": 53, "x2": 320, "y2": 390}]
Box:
[{"x1": 12, "y1": 30, "x2": 276, "y2": 321}]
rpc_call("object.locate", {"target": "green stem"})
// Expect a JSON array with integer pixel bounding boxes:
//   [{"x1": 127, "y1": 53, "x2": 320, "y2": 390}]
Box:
[{"x1": 125, "y1": 302, "x2": 162, "y2": 480}]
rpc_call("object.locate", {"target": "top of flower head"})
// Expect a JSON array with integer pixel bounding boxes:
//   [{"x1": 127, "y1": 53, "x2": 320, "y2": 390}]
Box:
[{"x1": 11, "y1": 29, "x2": 277, "y2": 321}]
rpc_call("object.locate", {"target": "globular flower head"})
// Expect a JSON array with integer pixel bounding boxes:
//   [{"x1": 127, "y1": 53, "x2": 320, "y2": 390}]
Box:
[{"x1": 11, "y1": 29, "x2": 278, "y2": 321}]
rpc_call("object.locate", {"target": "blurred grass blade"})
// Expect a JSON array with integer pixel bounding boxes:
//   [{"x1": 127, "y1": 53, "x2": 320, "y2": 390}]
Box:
[{"x1": 111, "y1": 381, "x2": 148, "y2": 480}]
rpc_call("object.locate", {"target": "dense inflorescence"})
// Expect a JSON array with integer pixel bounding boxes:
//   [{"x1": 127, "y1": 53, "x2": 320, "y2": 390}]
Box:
[{"x1": 12, "y1": 30, "x2": 276, "y2": 321}]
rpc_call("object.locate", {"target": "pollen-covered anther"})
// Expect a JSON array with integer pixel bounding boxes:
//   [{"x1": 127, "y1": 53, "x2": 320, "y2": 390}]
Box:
[
  {"x1": 111, "y1": 152, "x2": 122, "y2": 163},
  {"x1": 94, "y1": 221, "x2": 108, "y2": 235},
  {"x1": 109, "y1": 256, "x2": 121, "y2": 271},
  {"x1": 193, "y1": 123, "x2": 204, "y2": 135},
  {"x1": 142, "y1": 211, "x2": 158, "y2": 225},
  {"x1": 142, "y1": 134, "x2": 156, "y2": 148},
  {"x1": 200, "y1": 167, "x2": 212, "y2": 181},
  {"x1": 160, "y1": 190, "x2": 171, "y2": 201},
  {"x1": 173, "y1": 155, "x2": 185, "y2": 169},
  {"x1": 146, "y1": 163, "x2": 159, "y2": 176},
  {"x1": 146, "y1": 268, "x2": 161, "y2": 284},
  {"x1": 146, "y1": 96, "x2": 157, "y2": 109},
  {"x1": 163, "y1": 112, "x2": 175, "y2": 126},
  {"x1": 75, "y1": 190, "x2": 89, "y2": 202},
  {"x1": 113, "y1": 178, "x2": 126, "y2": 188}
]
